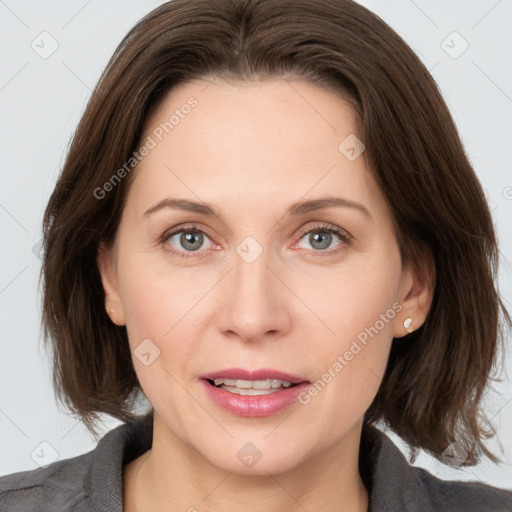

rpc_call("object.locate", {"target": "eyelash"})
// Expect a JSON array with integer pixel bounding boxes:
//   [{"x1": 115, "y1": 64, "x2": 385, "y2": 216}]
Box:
[{"x1": 160, "y1": 222, "x2": 350, "y2": 259}]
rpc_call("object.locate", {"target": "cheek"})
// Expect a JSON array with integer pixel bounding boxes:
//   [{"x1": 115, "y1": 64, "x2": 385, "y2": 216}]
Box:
[
  {"x1": 297, "y1": 250, "x2": 400, "y2": 342},
  {"x1": 118, "y1": 245, "x2": 204, "y2": 339},
  {"x1": 120, "y1": 275, "x2": 171, "y2": 344},
  {"x1": 297, "y1": 248, "x2": 401, "y2": 395},
  {"x1": 118, "y1": 262, "x2": 210, "y2": 420},
  {"x1": 117, "y1": 252, "x2": 217, "y2": 387},
  {"x1": 307, "y1": 293, "x2": 396, "y2": 399},
  {"x1": 292, "y1": 288, "x2": 397, "y2": 446}
]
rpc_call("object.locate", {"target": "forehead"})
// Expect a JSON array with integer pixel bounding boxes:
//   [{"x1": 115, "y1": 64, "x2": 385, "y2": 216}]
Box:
[
  {"x1": 126, "y1": 78, "x2": 385, "y2": 221},
  {"x1": 143, "y1": 77, "x2": 359, "y2": 162}
]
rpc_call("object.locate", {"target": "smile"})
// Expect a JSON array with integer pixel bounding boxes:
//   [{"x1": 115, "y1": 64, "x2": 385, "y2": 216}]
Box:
[{"x1": 209, "y1": 378, "x2": 295, "y2": 395}]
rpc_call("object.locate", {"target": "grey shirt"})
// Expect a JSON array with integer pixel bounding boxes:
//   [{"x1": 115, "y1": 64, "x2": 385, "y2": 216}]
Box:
[{"x1": 1, "y1": 413, "x2": 511, "y2": 511}]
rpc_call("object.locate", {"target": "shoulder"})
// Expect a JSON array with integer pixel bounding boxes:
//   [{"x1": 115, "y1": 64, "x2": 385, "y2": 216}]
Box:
[
  {"x1": 0, "y1": 414, "x2": 153, "y2": 512},
  {"x1": 0, "y1": 450, "x2": 94, "y2": 511},
  {"x1": 362, "y1": 424, "x2": 512, "y2": 512},
  {"x1": 411, "y1": 465, "x2": 512, "y2": 511}
]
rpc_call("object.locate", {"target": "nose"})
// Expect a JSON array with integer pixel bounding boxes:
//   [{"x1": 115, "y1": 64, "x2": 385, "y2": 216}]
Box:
[{"x1": 216, "y1": 246, "x2": 292, "y2": 343}]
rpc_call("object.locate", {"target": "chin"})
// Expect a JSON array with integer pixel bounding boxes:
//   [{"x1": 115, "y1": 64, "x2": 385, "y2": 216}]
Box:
[{"x1": 197, "y1": 438, "x2": 309, "y2": 477}]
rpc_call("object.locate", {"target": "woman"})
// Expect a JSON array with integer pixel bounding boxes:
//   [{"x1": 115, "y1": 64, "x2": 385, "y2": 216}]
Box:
[{"x1": 1, "y1": 1, "x2": 510, "y2": 511}]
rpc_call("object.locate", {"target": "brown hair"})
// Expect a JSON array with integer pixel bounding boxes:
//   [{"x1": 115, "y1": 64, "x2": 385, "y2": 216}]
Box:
[{"x1": 41, "y1": 0, "x2": 510, "y2": 466}]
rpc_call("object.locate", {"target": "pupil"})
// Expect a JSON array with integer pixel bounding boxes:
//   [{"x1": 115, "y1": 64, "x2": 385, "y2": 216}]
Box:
[
  {"x1": 181, "y1": 231, "x2": 203, "y2": 251},
  {"x1": 311, "y1": 231, "x2": 331, "y2": 250}
]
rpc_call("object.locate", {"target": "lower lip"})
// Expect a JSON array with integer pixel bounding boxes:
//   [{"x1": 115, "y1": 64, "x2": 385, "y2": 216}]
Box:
[{"x1": 201, "y1": 379, "x2": 310, "y2": 417}]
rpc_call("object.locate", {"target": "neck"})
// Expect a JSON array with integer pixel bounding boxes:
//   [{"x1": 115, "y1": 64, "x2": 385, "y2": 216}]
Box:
[{"x1": 125, "y1": 415, "x2": 369, "y2": 512}]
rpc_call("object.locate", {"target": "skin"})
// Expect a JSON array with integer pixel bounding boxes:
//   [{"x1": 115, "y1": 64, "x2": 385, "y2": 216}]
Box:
[{"x1": 97, "y1": 78, "x2": 433, "y2": 512}]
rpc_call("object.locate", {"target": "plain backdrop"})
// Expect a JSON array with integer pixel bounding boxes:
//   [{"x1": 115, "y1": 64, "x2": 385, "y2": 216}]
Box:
[{"x1": 1, "y1": 0, "x2": 511, "y2": 490}]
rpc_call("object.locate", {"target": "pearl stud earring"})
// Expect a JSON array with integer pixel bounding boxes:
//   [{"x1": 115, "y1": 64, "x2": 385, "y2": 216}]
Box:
[{"x1": 403, "y1": 317, "x2": 413, "y2": 333}]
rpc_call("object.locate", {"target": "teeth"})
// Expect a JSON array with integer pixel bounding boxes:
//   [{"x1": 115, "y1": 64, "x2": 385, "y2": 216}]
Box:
[
  {"x1": 213, "y1": 378, "x2": 293, "y2": 389},
  {"x1": 220, "y1": 386, "x2": 283, "y2": 396}
]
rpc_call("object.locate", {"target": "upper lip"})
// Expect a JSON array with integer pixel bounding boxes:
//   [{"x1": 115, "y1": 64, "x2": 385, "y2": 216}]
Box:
[{"x1": 200, "y1": 368, "x2": 309, "y2": 384}]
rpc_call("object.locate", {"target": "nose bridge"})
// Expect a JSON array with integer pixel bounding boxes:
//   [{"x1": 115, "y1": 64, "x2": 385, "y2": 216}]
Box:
[
  {"x1": 216, "y1": 236, "x2": 290, "y2": 340},
  {"x1": 233, "y1": 241, "x2": 272, "y2": 297}
]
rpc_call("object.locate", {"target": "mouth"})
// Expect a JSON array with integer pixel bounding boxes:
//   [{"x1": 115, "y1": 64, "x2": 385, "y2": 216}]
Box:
[
  {"x1": 200, "y1": 370, "x2": 312, "y2": 417},
  {"x1": 200, "y1": 367, "x2": 310, "y2": 399},
  {"x1": 204, "y1": 377, "x2": 300, "y2": 396}
]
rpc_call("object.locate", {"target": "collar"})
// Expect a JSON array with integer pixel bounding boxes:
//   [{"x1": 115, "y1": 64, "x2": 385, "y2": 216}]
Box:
[
  {"x1": 87, "y1": 414, "x2": 415, "y2": 511},
  {"x1": 359, "y1": 422, "x2": 424, "y2": 511},
  {"x1": 86, "y1": 413, "x2": 511, "y2": 512},
  {"x1": 88, "y1": 412, "x2": 153, "y2": 511}
]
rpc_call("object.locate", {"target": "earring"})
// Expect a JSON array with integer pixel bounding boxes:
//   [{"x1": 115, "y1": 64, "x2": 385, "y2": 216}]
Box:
[
  {"x1": 403, "y1": 317, "x2": 413, "y2": 333},
  {"x1": 109, "y1": 308, "x2": 115, "y2": 314}
]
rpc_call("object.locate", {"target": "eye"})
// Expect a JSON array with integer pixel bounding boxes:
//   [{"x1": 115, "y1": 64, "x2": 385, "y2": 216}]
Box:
[
  {"x1": 161, "y1": 224, "x2": 215, "y2": 258},
  {"x1": 294, "y1": 223, "x2": 350, "y2": 254},
  {"x1": 160, "y1": 222, "x2": 350, "y2": 259}
]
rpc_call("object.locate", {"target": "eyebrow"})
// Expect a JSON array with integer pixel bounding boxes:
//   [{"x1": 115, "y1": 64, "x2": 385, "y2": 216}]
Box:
[{"x1": 143, "y1": 196, "x2": 371, "y2": 220}]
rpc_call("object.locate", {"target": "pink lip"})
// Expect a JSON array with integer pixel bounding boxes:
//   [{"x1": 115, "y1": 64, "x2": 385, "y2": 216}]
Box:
[
  {"x1": 199, "y1": 368, "x2": 310, "y2": 417},
  {"x1": 201, "y1": 379, "x2": 311, "y2": 417},
  {"x1": 200, "y1": 368, "x2": 308, "y2": 384}
]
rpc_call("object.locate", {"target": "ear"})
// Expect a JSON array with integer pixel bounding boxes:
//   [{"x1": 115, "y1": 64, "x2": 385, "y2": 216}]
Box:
[
  {"x1": 97, "y1": 240, "x2": 126, "y2": 326},
  {"x1": 393, "y1": 256, "x2": 435, "y2": 338}
]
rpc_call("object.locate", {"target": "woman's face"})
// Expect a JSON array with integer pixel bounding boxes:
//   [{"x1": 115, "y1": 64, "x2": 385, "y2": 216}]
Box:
[{"x1": 99, "y1": 78, "x2": 427, "y2": 475}]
